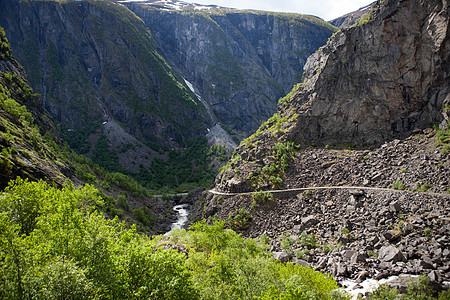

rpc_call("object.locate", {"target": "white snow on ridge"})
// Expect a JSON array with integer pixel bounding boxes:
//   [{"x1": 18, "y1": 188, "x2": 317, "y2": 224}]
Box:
[{"x1": 118, "y1": 0, "x2": 221, "y2": 11}]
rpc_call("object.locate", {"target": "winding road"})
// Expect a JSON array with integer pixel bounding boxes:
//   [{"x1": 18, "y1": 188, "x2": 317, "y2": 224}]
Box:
[{"x1": 208, "y1": 185, "x2": 450, "y2": 198}]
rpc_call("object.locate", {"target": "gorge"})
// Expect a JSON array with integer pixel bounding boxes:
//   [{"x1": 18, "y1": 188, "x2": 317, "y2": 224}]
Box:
[{"x1": 0, "y1": 0, "x2": 449, "y2": 298}]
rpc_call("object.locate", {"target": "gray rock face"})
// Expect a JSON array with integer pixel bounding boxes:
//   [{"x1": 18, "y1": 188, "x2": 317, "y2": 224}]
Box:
[
  {"x1": 124, "y1": 2, "x2": 336, "y2": 136},
  {"x1": 283, "y1": 0, "x2": 449, "y2": 146},
  {"x1": 379, "y1": 245, "x2": 406, "y2": 263}
]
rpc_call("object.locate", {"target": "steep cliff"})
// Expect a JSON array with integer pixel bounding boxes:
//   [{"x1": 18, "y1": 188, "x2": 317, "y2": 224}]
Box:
[
  {"x1": 122, "y1": 1, "x2": 337, "y2": 136},
  {"x1": 0, "y1": 0, "x2": 209, "y2": 156},
  {"x1": 216, "y1": 0, "x2": 449, "y2": 193}
]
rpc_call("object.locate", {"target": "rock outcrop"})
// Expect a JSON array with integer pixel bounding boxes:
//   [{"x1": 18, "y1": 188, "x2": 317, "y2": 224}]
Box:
[
  {"x1": 330, "y1": 2, "x2": 373, "y2": 29},
  {"x1": 0, "y1": 27, "x2": 70, "y2": 188},
  {"x1": 285, "y1": 0, "x2": 449, "y2": 146},
  {"x1": 200, "y1": 131, "x2": 450, "y2": 282}
]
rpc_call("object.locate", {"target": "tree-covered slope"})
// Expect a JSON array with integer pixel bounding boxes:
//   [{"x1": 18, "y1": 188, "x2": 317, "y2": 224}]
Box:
[{"x1": 0, "y1": 26, "x2": 70, "y2": 189}]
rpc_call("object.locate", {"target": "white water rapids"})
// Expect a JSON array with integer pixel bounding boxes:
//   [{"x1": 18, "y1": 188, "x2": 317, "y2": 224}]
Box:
[{"x1": 165, "y1": 204, "x2": 190, "y2": 236}]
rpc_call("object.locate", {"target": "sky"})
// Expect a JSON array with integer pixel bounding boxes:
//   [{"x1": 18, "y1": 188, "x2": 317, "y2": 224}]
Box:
[{"x1": 183, "y1": 0, "x2": 375, "y2": 21}]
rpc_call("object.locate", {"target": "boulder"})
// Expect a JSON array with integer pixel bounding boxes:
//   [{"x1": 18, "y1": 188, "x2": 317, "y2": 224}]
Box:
[
  {"x1": 379, "y1": 245, "x2": 406, "y2": 263},
  {"x1": 272, "y1": 252, "x2": 291, "y2": 263},
  {"x1": 301, "y1": 215, "x2": 319, "y2": 228}
]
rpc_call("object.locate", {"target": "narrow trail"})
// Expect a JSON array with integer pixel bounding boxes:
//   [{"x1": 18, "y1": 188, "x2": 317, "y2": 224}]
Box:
[{"x1": 208, "y1": 185, "x2": 450, "y2": 198}]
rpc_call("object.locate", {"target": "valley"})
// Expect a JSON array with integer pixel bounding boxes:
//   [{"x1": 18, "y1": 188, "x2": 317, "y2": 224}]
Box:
[{"x1": 0, "y1": 0, "x2": 449, "y2": 298}]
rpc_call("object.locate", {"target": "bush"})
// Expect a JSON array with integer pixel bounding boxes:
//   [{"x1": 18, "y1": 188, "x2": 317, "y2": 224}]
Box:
[
  {"x1": 252, "y1": 191, "x2": 273, "y2": 208},
  {"x1": 300, "y1": 232, "x2": 318, "y2": 249},
  {"x1": 0, "y1": 178, "x2": 198, "y2": 299},
  {"x1": 170, "y1": 220, "x2": 344, "y2": 300},
  {"x1": 392, "y1": 181, "x2": 405, "y2": 190},
  {"x1": 228, "y1": 208, "x2": 253, "y2": 231}
]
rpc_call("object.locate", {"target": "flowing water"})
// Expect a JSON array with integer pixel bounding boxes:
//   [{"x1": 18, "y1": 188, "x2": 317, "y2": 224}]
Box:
[{"x1": 165, "y1": 204, "x2": 190, "y2": 236}]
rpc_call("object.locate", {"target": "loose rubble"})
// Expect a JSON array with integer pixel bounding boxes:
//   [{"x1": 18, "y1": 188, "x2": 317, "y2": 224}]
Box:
[{"x1": 197, "y1": 132, "x2": 450, "y2": 290}]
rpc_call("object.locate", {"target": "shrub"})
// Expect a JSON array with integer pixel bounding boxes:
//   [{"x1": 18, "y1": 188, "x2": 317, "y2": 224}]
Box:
[
  {"x1": 228, "y1": 208, "x2": 253, "y2": 231},
  {"x1": 300, "y1": 232, "x2": 318, "y2": 249},
  {"x1": 392, "y1": 181, "x2": 405, "y2": 190},
  {"x1": 252, "y1": 191, "x2": 274, "y2": 208}
]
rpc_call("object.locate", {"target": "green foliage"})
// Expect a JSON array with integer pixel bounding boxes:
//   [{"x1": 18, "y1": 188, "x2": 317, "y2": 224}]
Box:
[
  {"x1": 368, "y1": 275, "x2": 448, "y2": 299},
  {"x1": 61, "y1": 122, "x2": 100, "y2": 154},
  {"x1": 252, "y1": 190, "x2": 274, "y2": 208},
  {"x1": 228, "y1": 208, "x2": 253, "y2": 231},
  {"x1": 354, "y1": 13, "x2": 370, "y2": 26},
  {"x1": 341, "y1": 227, "x2": 350, "y2": 235},
  {"x1": 0, "y1": 178, "x2": 197, "y2": 299},
  {"x1": 248, "y1": 142, "x2": 300, "y2": 189},
  {"x1": 0, "y1": 27, "x2": 12, "y2": 60},
  {"x1": 170, "y1": 220, "x2": 344, "y2": 300},
  {"x1": 91, "y1": 132, "x2": 122, "y2": 173},
  {"x1": 322, "y1": 243, "x2": 334, "y2": 254},
  {"x1": 413, "y1": 183, "x2": 432, "y2": 192},
  {"x1": 133, "y1": 206, "x2": 155, "y2": 229},
  {"x1": 436, "y1": 122, "x2": 450, "y2": 155},
  {"x1": 300, "y1": 232, "x2": 318, "y2": 250},
  {"x1": 116, "y1": 193, "x2": 129, "y2": 210},
  {"x1": 208, "y1": 144, "x2": 231, "y2": 162},
  {"x1": 1, "y1": 179, "x2": 345, "y2": 299},
  {"x1": 141, "y1": 136, "x2": 216, "y2": 191},
  {"x1": 280, "y1": 235, "x2": 294, "y2": 252},
  {"x1": 392, "y1": 181, "x2": 405, "y2": 190}
]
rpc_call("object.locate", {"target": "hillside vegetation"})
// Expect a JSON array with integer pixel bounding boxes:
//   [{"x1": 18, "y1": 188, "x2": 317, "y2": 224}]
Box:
[{"x1": 0, "y1": 178, "x2": 347, "y2": 299}]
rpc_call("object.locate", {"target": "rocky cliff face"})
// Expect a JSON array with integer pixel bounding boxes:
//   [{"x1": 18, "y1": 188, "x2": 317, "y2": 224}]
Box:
[
  {"x1": 0, "y1": 0, "x2": 209, "y2": 154},
  {"x1": 216, "y1": 0, "x2": 449, "y2": 193},
  {"x1": 283, "y1": 0, "x2": 449, "y2": 146},
  {"x1": 123, "y1": 1, "x2": 337, "y2": 136}
]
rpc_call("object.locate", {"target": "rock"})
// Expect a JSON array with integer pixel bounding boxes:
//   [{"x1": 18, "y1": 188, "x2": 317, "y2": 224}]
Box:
[
  {"x1": 351, "y1": 252, "x2": 368, "y2": 265},
  {"x1": 292, "y1": 224, "x2": 304, "y2": 234},
  {"x1": 383, "y1": 230, "x2": 401, "y2": 242},
  {"x1": 350, "y1": 190, "x2": 365, "y2": 197},
  {"x1": 389, "y1": 201, "x2": 402, "y2": 213},
  {"x1": 419, "y1": 257, "x2": 434, "y2": 269},
  {"x1": 356, "y1": 270, "x2": 370, "y2": 282},
  {"x1": 315, "y1": 257, "x2": 328, "y2": 270},
  {"x1": 272, "y1": 252, "x2": 291, "y2": 263},
  {"x1": 301, "y1": 215, "x2": 319, "y2": 228},
  {"x1": 428, "y1": 270, "x2": 441, "y2": 283},
  {"x1": 384, "y1": 275, "x2": 419, "y2": 293},
  {"x1": 292, "y1": 258, "x2": 309, "y2": 267},
  {"x1": 342, "y1": 250, "x2": 356, "y2": 260},
  {"x1": 332, "y1": 262, "x2": 348, "y2": 277},
  {"x1": 379, "y1": 245, "x2": 406, "y2": 263}
]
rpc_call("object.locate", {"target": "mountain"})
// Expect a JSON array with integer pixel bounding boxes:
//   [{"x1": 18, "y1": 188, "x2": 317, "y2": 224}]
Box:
[
  {"x1": 330, "y1": 2, "x2": 374, "y2": 29},
  {"x1": 122, "y1": 0, "x2": 337, "y2": 137},
  {"x1": 203, "y1": 0, "x2": 450, "y2": 285},
  {"x1": 0, "y1": 0, "x2": 211, "y2": 173}
]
